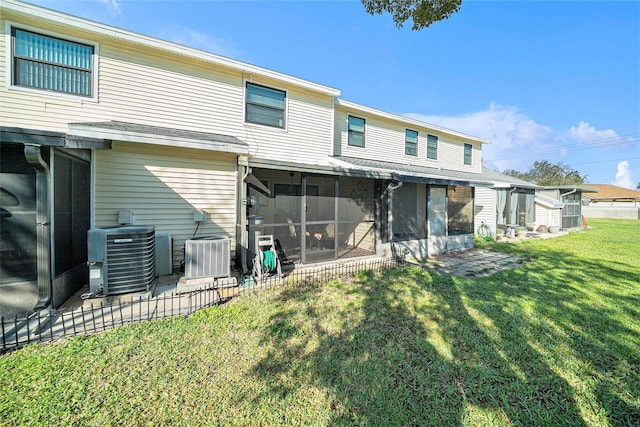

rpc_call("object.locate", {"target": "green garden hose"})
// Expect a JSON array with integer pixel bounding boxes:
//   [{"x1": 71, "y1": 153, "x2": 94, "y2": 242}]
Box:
[{"x1": 262, "y1": 249, "x2": 276, "y2": 273}]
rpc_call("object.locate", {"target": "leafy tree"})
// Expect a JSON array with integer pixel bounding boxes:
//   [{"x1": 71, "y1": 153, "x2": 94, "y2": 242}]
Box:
[
  {"x1": 361, "y1": 0, "x2": 462, "y2": 30},
  {"x1": 637, "y1": 182, "x2": 640, "y2": 191},
  {"x1": 503, "y1": 160, "x2": 588, "y2": 186}
]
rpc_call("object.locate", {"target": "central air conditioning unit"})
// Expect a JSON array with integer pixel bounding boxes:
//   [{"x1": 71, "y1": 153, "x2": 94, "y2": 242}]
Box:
[
  {"x1": 185, "y1": 236, "x2": 230, "y2": 279},
  {"x1": 88, "y1": 225, "x2": 156, "y2": 296}
]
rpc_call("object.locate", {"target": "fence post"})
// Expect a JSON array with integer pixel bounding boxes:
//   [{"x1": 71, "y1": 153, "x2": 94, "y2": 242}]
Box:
[{"x1": 1, "y1": 316, "x2": 5, "y2": 350}]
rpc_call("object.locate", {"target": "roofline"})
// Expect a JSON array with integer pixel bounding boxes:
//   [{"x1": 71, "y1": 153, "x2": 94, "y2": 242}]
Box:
[
  {"x1": 480, "y1": 167, "x2": 540, "y2": 189},
  {"x1": 336, "y1": 99, "x2": 490, "y2": 144},
  {"x1": 1, "y1": 0, "x2": 341, "y2": 97},
  {"x1": 542, "y1": 185, "x2": 598, "y2": 193},
  {"x1": 67, "y1": 123, "x2": 249, "y2": 154},
  {"x1": 250, "y1": 156, "x2": 494, "y2": 187},
  {"x1": 535, "y1": 194, "x2": 564, "y2": 209}
]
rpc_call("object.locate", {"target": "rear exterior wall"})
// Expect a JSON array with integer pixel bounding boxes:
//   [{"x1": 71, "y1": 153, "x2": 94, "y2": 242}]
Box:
[
  {"x1": 1, "y1": 13, "x2": 335, "y2": 165},
  {"x1": 94, "y1": 142, "x2": 238, "y2": 268},
  {"x1": 334, "y1": 108, "x2": 483, "y2": 174}
]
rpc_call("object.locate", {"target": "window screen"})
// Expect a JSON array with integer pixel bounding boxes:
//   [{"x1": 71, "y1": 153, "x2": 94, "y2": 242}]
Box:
[
  {"x1": 246, "y1": 83, "x2": 286, "y2": 128},
  {"x1": 13, "y1": 28, "x2": 94, "y2": 96}
]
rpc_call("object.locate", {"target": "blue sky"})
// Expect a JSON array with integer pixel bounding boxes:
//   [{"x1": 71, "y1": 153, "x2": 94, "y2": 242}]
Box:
[{"x1": 28, "y1": 0, "x2": 640, "y2": 188}]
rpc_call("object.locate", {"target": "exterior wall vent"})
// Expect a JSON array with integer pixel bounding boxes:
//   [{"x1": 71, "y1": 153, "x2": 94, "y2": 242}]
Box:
[
  {"x1": 185, "y1": 236, "x2": 230, "y2": 279},
  {"x1": 88, "y1": 225, "x2": 156, "y2": 295}
]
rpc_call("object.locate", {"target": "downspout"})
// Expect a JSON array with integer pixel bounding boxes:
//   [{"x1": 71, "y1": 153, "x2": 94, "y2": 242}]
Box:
[
  {"x1": 386, "y1": 180, "x2": 402, "y2": 257},
  {"x1": 559, "y1": 188, "x2": 577, "y2": 198},
  {"x1": 238, "y1": 156, "x2": 250, "y2": 273},
  {"x1": 24, "y1": 144, "x2": 52, "y2": 310}
]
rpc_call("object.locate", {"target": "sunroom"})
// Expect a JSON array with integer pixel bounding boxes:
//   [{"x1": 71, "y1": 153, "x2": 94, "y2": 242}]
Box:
[
  {"x1": 243, "y1": 165, "x2": 378, "y2": 267},
  {"x1": 239, "y1": 157, "x2": 493, "y2": 270}
]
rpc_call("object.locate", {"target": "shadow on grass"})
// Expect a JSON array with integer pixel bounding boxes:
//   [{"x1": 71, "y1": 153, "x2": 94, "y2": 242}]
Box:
[
  {"x1": 249, "y1": 261, "x2": 605, "y2": 425},
  {"x1": 477, "y1": 245, "x2": 640, "y2": 425},
  {"x1": 249, "y1": 223, "x2": 640, "y2": 425}
]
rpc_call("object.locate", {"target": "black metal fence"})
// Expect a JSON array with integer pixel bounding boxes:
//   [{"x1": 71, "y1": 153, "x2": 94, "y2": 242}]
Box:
[{"x1": 1, "y1": 257, "x2": 404, "y2": 354}]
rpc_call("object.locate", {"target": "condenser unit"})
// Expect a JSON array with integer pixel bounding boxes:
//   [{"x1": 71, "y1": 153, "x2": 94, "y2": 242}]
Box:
[
  {"x1": 88, "y1": 225, "x2": 156, "y2": 296},
  {"x1": 185, "y1": 236, "x2": 230, "y2": 279}
]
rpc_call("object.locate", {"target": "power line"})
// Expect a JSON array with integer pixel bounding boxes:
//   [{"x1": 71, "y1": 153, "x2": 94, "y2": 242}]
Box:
[
  {"x1": 485, "y1": 135, "x2": 640, "y2": 162},
  {"x1": 564, "y1": 156, "x2": 640, "y2": 167}
]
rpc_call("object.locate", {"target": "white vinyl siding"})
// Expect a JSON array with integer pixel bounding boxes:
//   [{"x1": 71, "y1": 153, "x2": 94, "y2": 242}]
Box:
[
  {"x1": 1, "y1": 17, "x2": 335, "y2": 165},
  {"x1": 535, "y1": 203, "x2": 562, "y2": 229},
  {"x1": 336, "y1": 108, "x2": 483, "y2": 174},
  {"x1": 94, "y1": 142, "x2": 237, "y2": 267},
  {"x1": 474, "y1": 187, "x2": 497, "y2": 236}
]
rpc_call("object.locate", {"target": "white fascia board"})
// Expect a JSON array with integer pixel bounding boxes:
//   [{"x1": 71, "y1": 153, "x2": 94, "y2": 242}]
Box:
[
  {"x1": 336, "y1": 99, "x2": 490, "y2": 144},
  {"x1": 491, "y1": 182, "x2": 512, "y2": 189},
  {"x1": 1, "y1": 0, "x2": 341, "y2": 97},
  {"x1": 67, "y1": 126, "x2": 250, "y2": 155},
  {"x1": 535, "y1": 194, "x2": 564, "y2": 209}
]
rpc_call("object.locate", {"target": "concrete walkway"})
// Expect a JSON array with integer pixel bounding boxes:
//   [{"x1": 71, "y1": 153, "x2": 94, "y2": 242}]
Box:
[{"x1": 412, "y1": 248, "x2": 527, "y2": 278}]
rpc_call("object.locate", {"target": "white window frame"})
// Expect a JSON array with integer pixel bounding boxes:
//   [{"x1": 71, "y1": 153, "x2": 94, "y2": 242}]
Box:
[
  {"x1": 5, "y1": 22, "x2": 99, "y2": 102},
  {"x1": 427, "y1": 134, "x2": 438, "y2": 160},
  {"x1": 347, "y1": 115, "x2": 366, "y2": 148},
  {"x1": 464, "y1": 143, "x2": 473, "y2": 165},
  {"x1": 244, "y1": 81, "x2": 288, "y2": 130},
  {"x1": 405, "y1": 129, "x2": 418, "y2": 156}
]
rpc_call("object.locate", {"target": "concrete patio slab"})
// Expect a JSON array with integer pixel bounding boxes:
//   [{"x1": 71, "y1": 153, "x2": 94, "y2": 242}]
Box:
[{"x1": 411, "y1": 248, "x2": 527, "y2": 278}]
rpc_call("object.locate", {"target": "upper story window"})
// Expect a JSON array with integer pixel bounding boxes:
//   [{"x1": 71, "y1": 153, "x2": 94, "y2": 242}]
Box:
[
  {"x1": 427, "y1": 134, "x2": 438, "y2": 160},
  {"x1": 348, "y1": 115, "x2": 365, "y2": 147},
  {"x1": 12, "y1": 27, "x2": 94, "y2": 97},
  {"x1": 405, "y1": 129, "x2": 418, "y2": 156},
  {"x1": 245, "y1": 82, "x2": 286, "y2": 128},
  {"x1": 464, "y1": 143, "x2": 472, "y2": 165}
]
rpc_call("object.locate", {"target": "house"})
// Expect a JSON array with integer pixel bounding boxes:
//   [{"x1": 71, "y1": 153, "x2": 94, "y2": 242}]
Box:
[
  {"x1": 582, "y1": 184, "x2": 640, "y2": 206},
  {"x1": 582, "y1": 184, "x2": 640, "y2": 220},
  {"x1": 1, "y1": 0, "x2": 493, "y2": 317},
  {"x1": 538, "y1": 186, "x2": 596, "y2": 229},
  {"x1": 475, "y1": 168, "x2": 539, "y2": 234}
]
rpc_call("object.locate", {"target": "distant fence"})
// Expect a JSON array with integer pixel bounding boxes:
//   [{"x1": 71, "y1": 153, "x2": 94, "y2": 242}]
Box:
[
  {"x1": 1, "y1": 257, "x2": 405, "y2": 354},
  {"x1": 582, "y1": 206, "x2": 640, "y2": 220}
]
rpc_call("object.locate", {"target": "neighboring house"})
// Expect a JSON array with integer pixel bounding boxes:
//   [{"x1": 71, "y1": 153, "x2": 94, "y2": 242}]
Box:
[
  {"x1": 1, "y1": 0, "x2": 493, "y2": 317},
  {"x1": 475, "y1": 168, "x2": 539, "y2": 234},
  {"x1": 539, "y1": 186, "x2": 596, "y2": 229},
  {"x1": 582, "y1": 184, "x2": 640, "y2": 220},
  {"x1": 583, "y1": 184, "x2": 640, "y2": 206}
]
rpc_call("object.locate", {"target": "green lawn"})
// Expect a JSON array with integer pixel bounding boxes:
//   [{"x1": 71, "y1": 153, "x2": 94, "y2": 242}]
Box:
[{"x1": 1, "y1": 219, "x2": 639, "y2": 426}]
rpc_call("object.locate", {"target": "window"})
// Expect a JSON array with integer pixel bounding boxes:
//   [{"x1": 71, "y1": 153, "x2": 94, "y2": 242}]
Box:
[
  {"x1": 393, "y1": 182, "x2": 426, "y2": 240},
  {"x1": 405, "y1": 129, "x2": 418, "y2": 156},
  {"x1": 464, "y1": 143, "x2": 472, "y2": 165},
  {"x1": 12, "y1": 28, "x2": 94, "y2": 97},
  {"x1": 348, "y1": 115, "x2": 365, "y2": 147},
  {"x1": 427, "y1": 134, "x2": 438, "y2": 160},
  {"x1": 245, "y1": 83, "x2": 286, "y2": 128},
  {"x1": 448, "y1": 186, "x2": 473, "y2": 235}
]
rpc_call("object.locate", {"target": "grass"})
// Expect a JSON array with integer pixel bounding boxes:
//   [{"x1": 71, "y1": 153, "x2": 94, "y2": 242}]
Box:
[{"x1": 1, "y1": 219, "x2": 639, "y2": 426}]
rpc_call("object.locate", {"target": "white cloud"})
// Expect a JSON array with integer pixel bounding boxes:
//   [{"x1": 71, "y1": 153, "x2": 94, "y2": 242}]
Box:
[
  {"x1": 613, "y1": 161, "x2": 636, "y2": 189},
  {"x1": 160, "y1": 27, "x2": 243, "y2": 59},
  {"x1": 97, "y1": 0, "x2": 122, "y2": 15},
  {"x1": 568, "y1": 121, "x2": 621, "y2": 144},
  {"x1": 404, "y1": 103, "x2": 554, "y2": 172}
]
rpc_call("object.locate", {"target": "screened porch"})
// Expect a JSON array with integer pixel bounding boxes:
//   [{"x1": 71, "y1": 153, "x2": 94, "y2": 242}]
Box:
[{"x1": 246, "y1": 170, "x2": 377, "y2": 265}]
